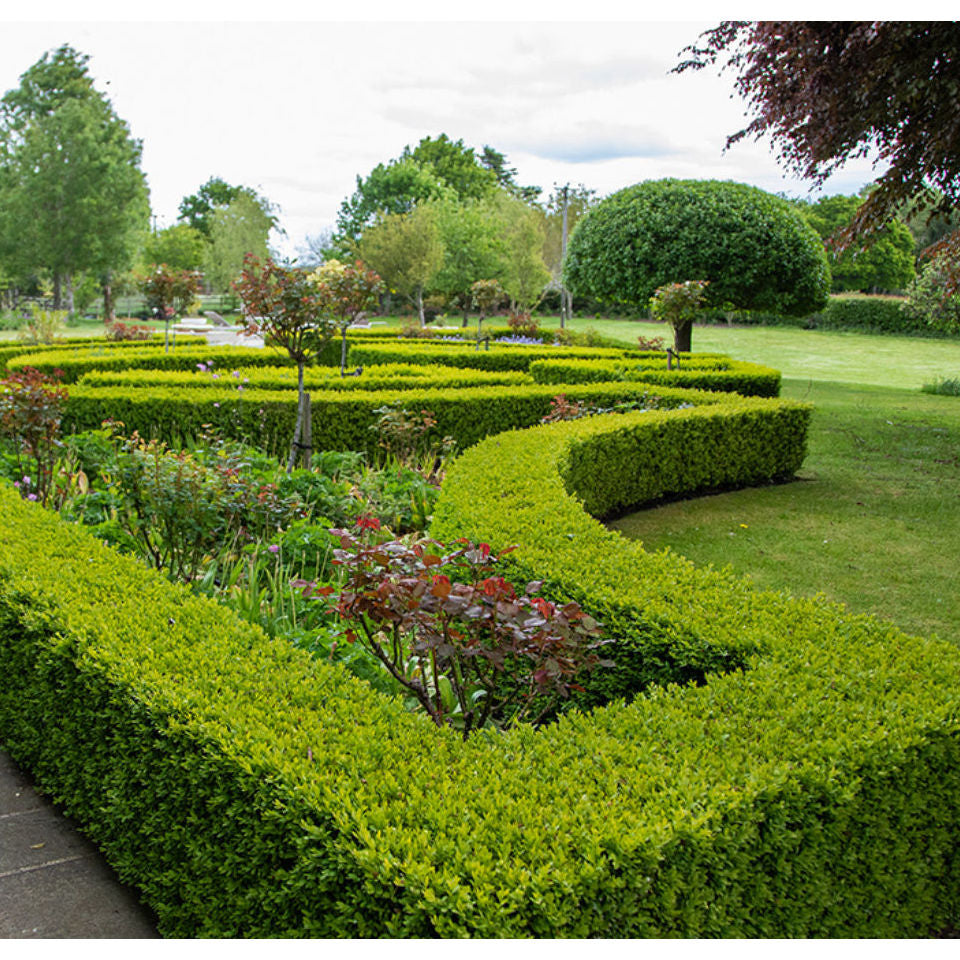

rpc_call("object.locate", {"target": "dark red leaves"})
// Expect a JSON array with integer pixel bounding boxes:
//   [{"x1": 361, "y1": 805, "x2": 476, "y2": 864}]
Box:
[{"x1": 295, "y1": 528, "x2": 608, "y2": 738}]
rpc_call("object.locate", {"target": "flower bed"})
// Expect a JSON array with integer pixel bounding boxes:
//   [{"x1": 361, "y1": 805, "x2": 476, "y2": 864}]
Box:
[{"x1": 1, "y1": 344, "x2": 957, "y2": 936}]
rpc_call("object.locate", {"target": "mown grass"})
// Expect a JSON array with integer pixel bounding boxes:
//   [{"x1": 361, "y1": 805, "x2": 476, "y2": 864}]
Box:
[
  {"x1": 383, "y1": 312, "x2": 960, "y2": 389},
  {"x1": 609, "y1": 378, "x2": 960, "y2": 642},
  {"x1": 4, "y1": 309, "x2": 958, "y2": 642}
]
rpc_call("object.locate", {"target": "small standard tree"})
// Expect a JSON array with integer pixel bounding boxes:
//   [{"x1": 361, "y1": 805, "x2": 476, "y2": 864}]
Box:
[
  {"x1": 311, "y1": 259, "x2": 384, "y2": 377},
  {"x1": 234, "y1": 255, "x2": 335, "y2": 471},
  {"x1": 138, "y1": 266, "x2": 202, "y2": 352},
  {"x1": 649, "y1": 280, "x2": 709, "y2": 354},
  {"x1": 470, "y1": 278, "x2": 505, "y2": 340}
]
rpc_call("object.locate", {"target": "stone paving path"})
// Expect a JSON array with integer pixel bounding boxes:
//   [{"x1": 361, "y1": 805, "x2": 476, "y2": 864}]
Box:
[{"x1": 0, "y1": 749, "x2": 158, "y2": 939}]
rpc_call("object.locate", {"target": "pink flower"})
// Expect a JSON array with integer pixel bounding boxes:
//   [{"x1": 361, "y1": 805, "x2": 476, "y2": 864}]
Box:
[{"x1": 268, "y1": 544, "x2": 280, "y2": 554}]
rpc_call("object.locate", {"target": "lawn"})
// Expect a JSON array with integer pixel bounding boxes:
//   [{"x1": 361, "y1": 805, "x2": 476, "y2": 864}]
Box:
[{"x1": 609, "y1": 378, "x2": 960, "y2": 642}]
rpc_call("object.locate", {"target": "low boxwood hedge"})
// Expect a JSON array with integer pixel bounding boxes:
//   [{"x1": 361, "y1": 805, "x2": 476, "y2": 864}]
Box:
[
  {"x1": 4, "y1": 340, "x2": 958, "y2": 937},
  {"x1": 61, "y1": 380, "x2": 694, "y2": 458},
  {"x1": 2, "y1": 400, "x2": 959, "y2": 935},
  {"x1": 529, "y1": 356, "x2": 781, "y2": 397},
  {"x1": 345, "y1": 341, "x2": 629, "y2": 372},
  {"x1": 8, "y1": 343, "x2": 294, "y2": 383},
  {"x1": 78, "y1": 363, "x2": 531, "y2": 393},
  {"x1": 0, "y1": 335, "x2": 206, "y2": 374}
]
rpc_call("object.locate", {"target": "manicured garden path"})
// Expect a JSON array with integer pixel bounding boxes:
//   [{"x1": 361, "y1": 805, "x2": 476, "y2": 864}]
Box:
[{"x1": 0, "y1": 749, "x2": 158, "y2": 938}]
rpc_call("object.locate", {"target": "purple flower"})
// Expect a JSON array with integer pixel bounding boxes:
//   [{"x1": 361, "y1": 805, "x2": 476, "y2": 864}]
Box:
[
  {"x1": 196, "y1": 363, "x2": 207, "y2": 372},
  {"x1": 231, "y1": 370, "x2": 240, "y2": 378},
  {"x1": 27, "y1": 493, "x2": 37, "y2": 501},
  {"x1": 213, "y1": 402, "x2": 220, "y2": 408},
  {"x1": 22, "y1": 475, "x2": 31, "y2": 485},
  {"x1": 211, "y1": 374, "x2": 219, "y2": 380},
  {"x1": 267, "y1": 544, "x2": 280, "y2": 554}
]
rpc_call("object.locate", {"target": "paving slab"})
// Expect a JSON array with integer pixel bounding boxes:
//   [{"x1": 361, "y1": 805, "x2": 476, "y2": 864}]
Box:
[{"x1": 0, "y1": 748, "x2": 159, "y2": 939}]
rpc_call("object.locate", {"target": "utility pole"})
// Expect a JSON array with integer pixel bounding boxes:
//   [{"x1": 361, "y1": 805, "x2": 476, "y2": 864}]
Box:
[{"x1": 559, "y1": 183, "x2": 569, "y2": 328}]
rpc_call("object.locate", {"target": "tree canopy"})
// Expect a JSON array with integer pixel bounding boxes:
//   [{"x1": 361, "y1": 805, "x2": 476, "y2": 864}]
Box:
[
  {"x1": 143, "y1": 224, "x2": 207, "y2": 273},
  {"x1": 675, "y1": 22, "x2": 960, "y2": 252},
  {"x1": 563, "y1": 179, "x2": 830, "y2": 324},
  {"x1": 0, "y1": 45, "x2": 150, "y2": 310},
  {"x1": 203, "y1": 193, "x2": 277, "y2": 293},
  {"x1": 357, "y1": 205, "x2": 444, "y2": 326},
  {"x1": 795, "y1": 194, "x2": 915, "y2": 293},
  {"x1": 178, "y1": 177, "x2": 276, "y2": 239},
  {"x1": 334, "y1": 135, "x2": 530, "y2": 247}
]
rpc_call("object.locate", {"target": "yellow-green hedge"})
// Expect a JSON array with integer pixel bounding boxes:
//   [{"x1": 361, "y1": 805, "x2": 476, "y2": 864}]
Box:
[{"x1": 4, "y1": 340, "x2": 958, "y2": 936}]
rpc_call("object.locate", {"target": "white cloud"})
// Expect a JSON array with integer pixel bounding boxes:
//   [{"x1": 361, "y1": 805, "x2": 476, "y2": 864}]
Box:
[{"x1": 0, "y1": 19, "x2": 885, "y2": 258}]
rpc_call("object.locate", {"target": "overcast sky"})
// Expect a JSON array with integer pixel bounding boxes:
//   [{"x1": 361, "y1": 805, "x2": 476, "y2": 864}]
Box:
[{"x1": 0, "y1": 14, "x2": 888, "y2": 259}]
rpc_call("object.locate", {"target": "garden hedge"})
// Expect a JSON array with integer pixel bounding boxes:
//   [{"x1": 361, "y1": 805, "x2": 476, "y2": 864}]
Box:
[
  {"x1": 529, "y1": 356, "x2": 781, "y2": 397},
  {"x1": 2, "y1": 402, "x2": 960, "y2": 935},
  {"x1": 3, "y1": 340, "x2": 959, "y2": 937},
  {"x1": 0, "y1": 334, "x2": 206, "y2": 374},
  {"x1": 60, "y1": 380, "x2": 698, "y2": 458},
  {"x1": 344, "y1": 341, "x2": 628, "y2": 372},
  {"x1": 77, "y1": 363, "x2": 531, "y2": 393},
  {"x1": 8, "y1": 343, "x2": 294, "y2": 384}
]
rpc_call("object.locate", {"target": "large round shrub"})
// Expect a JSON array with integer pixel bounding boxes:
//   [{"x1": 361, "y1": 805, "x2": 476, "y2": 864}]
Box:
[{"x1": 563, "y1": 179, "x2": 831, "y2": 320}]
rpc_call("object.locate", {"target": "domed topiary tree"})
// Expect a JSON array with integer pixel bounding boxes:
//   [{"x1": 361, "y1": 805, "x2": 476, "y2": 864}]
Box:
[{"x1": 563, "y1": 179, "x2": 830, "y2": 350}]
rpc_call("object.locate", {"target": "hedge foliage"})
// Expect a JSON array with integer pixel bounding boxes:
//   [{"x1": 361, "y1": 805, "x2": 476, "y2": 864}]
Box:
[
  {"x1": 3, "y1": 337, "x2": 959, "y2": 936},
  {"x1": 3, "y1": 400, "x2": 960, "y2": 935},
  {"x1": 61, "y1": 380, "x2": 696, "y2": 458},
  {"x1": 0, "y1": 334, "x2": 206, "y2": 374},
  {"x1": 529, "y1": 356, "x2": 781, "y2": 397},
  {"x1": 346, "y1": 341, "x2": 628, "y2": 372},
  {"x1": 78, "y1": 363, "x2": 531, "y2": 393},
  {"x1": 8, "y1": 343, "x2": 294, "y2": 383}
]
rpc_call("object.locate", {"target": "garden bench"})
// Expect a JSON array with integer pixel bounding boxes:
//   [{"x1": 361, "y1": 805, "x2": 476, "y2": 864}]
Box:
[{"x1": 204, "y1": 311, "x2": 231, "y2": 327}]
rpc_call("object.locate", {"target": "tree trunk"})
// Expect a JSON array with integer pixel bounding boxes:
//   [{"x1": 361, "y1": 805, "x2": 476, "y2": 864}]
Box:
[
  {"x1": 287, "y1": 361, "x2": 306, "y2": 474},
  {"x1": 339, "y1": 324, "x2": 349, "y2": 377},
  {"x1": 300, "y1": 393, "x2": 312, "y2": 468},
  {"x1": 102, "y1": 273, "x2": 116, "y2": 324},
  {"x1": 673, "y1": 320, "x2": 692, "y2": 353},
  {"x1": 417, "y1": 286, "x2": 425, "y2": 327},
  {"x1": 63, "y1": 275, "x2": 75, "y2": 319},
  {"x1": 53, "y1": 274, "x2": 63, "y2": 310}
]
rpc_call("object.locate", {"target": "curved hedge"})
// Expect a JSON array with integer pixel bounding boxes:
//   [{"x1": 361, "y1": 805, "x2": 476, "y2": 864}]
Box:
[
  {"x1": 77, "y1": 363, "x2": 532, "y2": 392},
  {"x1": 61, "y1": 380, "x2": 697, "y2": 459},
  {"x1": 529, "y1": 356, "x2": 781, "y2": 397},
  {"x1": 2, "y1": 407, "x2": 960, "y2": 936},
  {"x1": 345, "y1": 341, "x2": 628, "y2": 372},
  {"x1": 3, "y1": 338, "x2": 958, "y2": 936}
]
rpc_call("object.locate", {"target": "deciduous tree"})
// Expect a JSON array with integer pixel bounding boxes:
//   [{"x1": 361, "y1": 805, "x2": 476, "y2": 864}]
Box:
[
  {"x1": 143, "y1": 224, "x2": 207, "y2": 273},
  {"x1": 357, "y1": 205, "x2": 444, "y2": 326},
  {"x1": 431, "y1": 198, "x2": 508, "y2": 325},
  {"x1": 177, "y1": 177, "x2": 271, "y2": 238},
  {"x1": 333, "y1": 134, "x2": 507, "y2": 248},
  {"x1": 564, "y1": 179, "x2": 830, "y2": 346},
  {"x1": 312, "y1": 259, "x2": 384, "y2": 376},
  {"x1": 204, "y1": 193, "x2": 276, "y2": 293},
  {"x1": 675, "y1": 22, "x2": 960, "y2": 260},
  {"x1": 0, "y1": 45, "x2": 150, "y2": 315},
  {"x1": 795, "y1": 193, "x2": 915, "y2": 293},
  {"x1": 234, "y1": 255, "x2": 335, "y2": 471}
]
